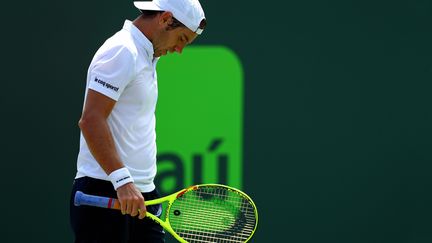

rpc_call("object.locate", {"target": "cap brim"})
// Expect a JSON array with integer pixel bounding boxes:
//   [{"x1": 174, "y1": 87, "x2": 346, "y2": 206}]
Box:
[{"x1": 133, "y1": 1, "x2": 163, "y2": 11}]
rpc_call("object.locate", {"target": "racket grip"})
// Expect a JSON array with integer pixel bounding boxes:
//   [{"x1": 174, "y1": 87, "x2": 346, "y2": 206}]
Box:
[{"x1": 74, "y1": 191, "x2": 120, "y2": 209}]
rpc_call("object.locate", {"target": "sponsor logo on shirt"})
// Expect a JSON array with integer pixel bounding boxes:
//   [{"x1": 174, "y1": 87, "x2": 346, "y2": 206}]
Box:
[{"x1": 94, "y1": 77, "x2": 120, "y2": 92}]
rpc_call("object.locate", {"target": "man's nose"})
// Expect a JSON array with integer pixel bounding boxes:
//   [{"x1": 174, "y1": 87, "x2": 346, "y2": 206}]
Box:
[{"x1": 175, "y1": 46, "x2": 184, "y2": 54}]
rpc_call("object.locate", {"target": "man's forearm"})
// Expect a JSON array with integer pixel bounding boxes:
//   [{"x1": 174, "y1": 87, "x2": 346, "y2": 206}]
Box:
[{"x1": 79, "y1": 116, "x2": 124, "y2": 175}]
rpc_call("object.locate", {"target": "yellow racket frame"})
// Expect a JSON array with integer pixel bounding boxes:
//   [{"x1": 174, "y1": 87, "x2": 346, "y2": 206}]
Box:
[{"x1": 87, "y1": 184, "x2": 258, "y2": 243}]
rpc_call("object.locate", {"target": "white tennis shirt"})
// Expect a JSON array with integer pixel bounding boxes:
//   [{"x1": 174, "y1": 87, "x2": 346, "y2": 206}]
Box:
[{"x1": 76, "y1": 20, "x2": 159, "y2": 192}]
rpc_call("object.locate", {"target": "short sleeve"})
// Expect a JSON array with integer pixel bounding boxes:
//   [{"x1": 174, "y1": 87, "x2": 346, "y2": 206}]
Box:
[{"x1": 88, "y1": 46, "x2": 135, "y2": 101}]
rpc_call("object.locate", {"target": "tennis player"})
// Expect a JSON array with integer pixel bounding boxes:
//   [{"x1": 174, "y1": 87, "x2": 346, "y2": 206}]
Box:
[{"x1": 69, "y1": 0, "x2": 206, "y2": 242}]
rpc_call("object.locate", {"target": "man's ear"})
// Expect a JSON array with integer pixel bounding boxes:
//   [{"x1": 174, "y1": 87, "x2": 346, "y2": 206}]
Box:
[{"x1": 159, "y1": 11, "x2": 174, "y2": 26}]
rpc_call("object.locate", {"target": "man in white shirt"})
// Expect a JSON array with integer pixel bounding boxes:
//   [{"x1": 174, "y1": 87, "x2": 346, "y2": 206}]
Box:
[{"x1": 69, "y1": 0, "x2": 206, "y2": 242}]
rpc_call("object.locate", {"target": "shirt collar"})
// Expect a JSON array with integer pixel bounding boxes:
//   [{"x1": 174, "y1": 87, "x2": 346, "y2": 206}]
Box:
[{"x1": 122, "y1": 20, "x2": 154, "y2": 59}]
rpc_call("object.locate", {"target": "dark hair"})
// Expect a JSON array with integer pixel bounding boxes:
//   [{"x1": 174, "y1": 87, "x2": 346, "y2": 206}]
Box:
[
  {"x1": 139, "y1": 10, "x2": 164, "y2": 19},
  {"x1": 139, "y1": 10, "x2": 185, "y2": 30},
  {"x1": 198, "y1": 18, "x2": 207, "y2": 32},
  {"x1": 167, "y1": 17, "x2": 186, "y2": 30}
]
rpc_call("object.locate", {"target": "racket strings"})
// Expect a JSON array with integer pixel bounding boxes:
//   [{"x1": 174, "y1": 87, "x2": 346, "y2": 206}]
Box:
[
  {"x1": 169, "y1": 186, "x2": 257, "y2": 242},
  {"x1": 172, "y1": 204, "x2": 252, "y2": 241}
]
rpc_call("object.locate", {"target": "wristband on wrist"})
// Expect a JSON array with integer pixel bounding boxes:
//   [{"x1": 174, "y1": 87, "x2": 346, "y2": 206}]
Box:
[{"x1": 108, "y1": 167, "x2": 134, "y2": 190}]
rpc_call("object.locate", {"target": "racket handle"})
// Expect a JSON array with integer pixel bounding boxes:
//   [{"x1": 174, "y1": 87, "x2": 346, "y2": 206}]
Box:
[{"x1": 74, "y1": 191, "x2": 120, "y2": 210}]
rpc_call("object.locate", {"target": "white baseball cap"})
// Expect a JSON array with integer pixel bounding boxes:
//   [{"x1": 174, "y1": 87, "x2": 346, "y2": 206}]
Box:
[{"x1": 134, "y1": 0, "x2": 206, "y2": 35}]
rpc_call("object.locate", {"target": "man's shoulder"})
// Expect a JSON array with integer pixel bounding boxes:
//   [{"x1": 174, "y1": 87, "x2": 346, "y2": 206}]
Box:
[
  {"x1": 105, "y1": 31, "x2": 139, "y2": 57},
  {"x1": 95, "y1": 33, "x2": 138, "y2": 64}
]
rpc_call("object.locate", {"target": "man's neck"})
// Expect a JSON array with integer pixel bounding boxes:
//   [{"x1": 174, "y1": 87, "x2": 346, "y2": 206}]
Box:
[{"x1": 132, "y1": 15, "x2": 157, "y2": 43}]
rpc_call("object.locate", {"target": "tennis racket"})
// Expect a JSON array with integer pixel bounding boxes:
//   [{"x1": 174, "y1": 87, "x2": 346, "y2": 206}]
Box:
[{"x1": 74, "y1": 184, "x2": 258, "y2": 243}]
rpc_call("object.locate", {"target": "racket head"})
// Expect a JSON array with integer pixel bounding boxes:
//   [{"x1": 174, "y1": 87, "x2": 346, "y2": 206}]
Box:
[{"x1": 165, "y1": 184, "x2": 258, "y2": 243}]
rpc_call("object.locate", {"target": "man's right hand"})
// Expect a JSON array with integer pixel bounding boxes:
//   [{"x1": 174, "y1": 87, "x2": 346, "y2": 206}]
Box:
[{"x1": 117, "y1": 183, "x2": 147, "y2": 219}]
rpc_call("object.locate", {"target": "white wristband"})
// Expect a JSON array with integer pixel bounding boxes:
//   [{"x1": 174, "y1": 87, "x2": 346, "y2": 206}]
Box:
[{"x1": 108, "y1": 167, "x2": 134, "y2": 190}]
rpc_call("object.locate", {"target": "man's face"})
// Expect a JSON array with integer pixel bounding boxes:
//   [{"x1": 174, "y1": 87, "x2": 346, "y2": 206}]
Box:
[{"x1": 153, "y1": 13, "x2": 198, "y2": 57}]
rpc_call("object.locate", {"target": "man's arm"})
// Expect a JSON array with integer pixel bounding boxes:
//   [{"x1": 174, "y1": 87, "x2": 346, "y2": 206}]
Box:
[{"x1": 78, "y1": 89, "x2": 147, "y2": 219}]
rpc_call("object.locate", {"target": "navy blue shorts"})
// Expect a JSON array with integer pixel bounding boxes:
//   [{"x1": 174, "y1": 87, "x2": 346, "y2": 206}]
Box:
[{"x1": 70, "y1": 177, "x2": 165, "y2": 243}]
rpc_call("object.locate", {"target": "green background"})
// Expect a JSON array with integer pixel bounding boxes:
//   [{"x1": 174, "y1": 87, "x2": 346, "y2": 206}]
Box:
[
  {"x1": 156, "y1": 46, "x2": 243, "y2": 193},
  {"x1": 3, "y1": 0, "x2": 432, "y2": 242}
]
